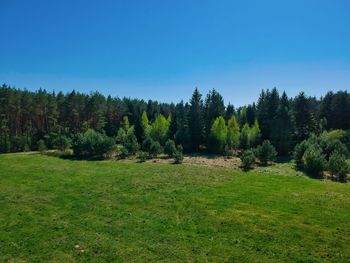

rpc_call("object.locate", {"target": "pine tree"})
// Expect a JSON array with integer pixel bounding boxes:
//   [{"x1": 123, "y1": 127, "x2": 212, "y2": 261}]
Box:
[
  {"x1": 188, "y1": 88, "x2": 204, "y2": 151},
  {"x1": 246, "y1": 104, "x2": 256, "y2": 126},
  {"x1": 293, "y1": 92, "x2": 317, "y2": 142},
  {"x1": 204, "y1": 89, "x2": 225, "y2": 139},
  {"x1": 270, "y1": 92, "x2": 294, "y2": 155},
  {"x1": 122, "y1": 116, "x2": 130, "y2": 131},
  {"x1": 239, "y1": 106, "x2": 248, "y2": 127},
  {"x1": 225, "y1": 103, "x2": 235, "y2": 120}
]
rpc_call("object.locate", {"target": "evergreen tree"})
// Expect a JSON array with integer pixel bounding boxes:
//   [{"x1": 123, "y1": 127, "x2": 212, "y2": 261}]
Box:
[
  {"x1": 204, "y1": 89, "x2": 225, "y2": 138},
  {"x1": 246, "y1": 103, "x2": 256, "y2": 126},
  {"x1": 122, "y1": 116, "x2": 130, "y2": 131},
  {"x1": 239, "y1": 106, "x2": 248, "y2": 127},
  {"x1": 86, "y1": 92, "x2": 106, "y2": 132},
  {"x1": 225, "y1": 103, "x2": 235, "y2": 120},
  {"x1": 188, "y1": 88, "x2": 204, "y2": 151},
  {"x1": 329, "y1": 91, "x2": 350, "y2": 129},
  {"x1": 270, "y1": 92, "x2": 294, "y2": 155},
  {"x1": 293, "y1": 92, "x2": 317, "y2": 142}
]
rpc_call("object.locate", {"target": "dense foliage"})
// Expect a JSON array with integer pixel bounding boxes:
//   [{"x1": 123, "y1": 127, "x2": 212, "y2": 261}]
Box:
[
  {"x1": 1, "y1": 84, "x2": 349, "y2": 173},
  {"x1": 328, "y1": 151, "x2": 349, "y2": 181},
  {"x1": 293, "y1": 131, "x2": 349, "y2": 180},
  {"x1": 240, "y1": 149, "x2": 256, "y2": 170},
  {"x1": 255, "y1": 140, "x2": 277, "y2": 165},
  {"x1": 72, "y1": 129, "x2": 115, "y2": 158}
]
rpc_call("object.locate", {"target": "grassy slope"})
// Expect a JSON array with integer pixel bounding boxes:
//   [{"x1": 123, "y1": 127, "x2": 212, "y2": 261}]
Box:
[{"x1": 0, "y1": 154, "x2": 350, "y2": 262}]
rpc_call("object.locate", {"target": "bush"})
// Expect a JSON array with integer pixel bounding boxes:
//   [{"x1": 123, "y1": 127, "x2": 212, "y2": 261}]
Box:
[
  {"x1": 138, "y1": 151, "x2": 148, "y2": 162},
  {"x1": 116, "y1": 127, "x2": 126, "y2": 144},
  {"x1": 149, "y1": 141, "x2": 162, "y2": 158},
  {"x1": 37, "y1": 139, "x2": 47, "y2": 153},
  {"x1": 124, "y1": 129, "x2": 140, "y2": 155},
  {"x1": 302, "y1": 145, "x2": 326, "y2": 176},
  {"x1": 118, "y1": 146, "x2": 129, "y2": 159},
  {"x1": 52, "y1": 135, "x2": 72, "y2": 151},
  {"x1": 142, "y1": 136, "x2": 154, "y2": 152},
  {"x1": 72, "y1": 129, "x2": 115, "y2": 158},
  {"x1": 164, "y1": 139, "x2": 177, "y2": 158},
  {"x1": 255, "y1": 140, "x2": 277, "y2": 166},
  {"x1": 174, "y1": 151, "x2": 184, "y2": 164},
  {"x1": 320, "y1": 138, "x2": 349, "y2": 160},
  {"x1": 293, "y1": 136, "x2": 318, "y2": 168},
  {"x1": 174, "y1": 128, "x2": 191, "y2": 152},
  {"x1": 10, "y1": 136, "x2": 31, "y2": 152},
  {"x1": 240, "y1": 149, "x2": 256, "y2": 170},
  {"x1": 223, "y1": 145, "x2": 235, "y2": 158},
  {"x1": 176, "y1": 144, "x2": 184, "y2": 153},
  {"x1": 328, "y1": 151, "x2": 349, "y2": 181},
  {"x1": 116, "y1": 127, "x2": 139, "y2": 155},
  {"x1": 320, "y1": 129, "x2": 346, "y2": 142},
  {"x1": 103, "y1": 144, "x2": 118, "y2": 159}
]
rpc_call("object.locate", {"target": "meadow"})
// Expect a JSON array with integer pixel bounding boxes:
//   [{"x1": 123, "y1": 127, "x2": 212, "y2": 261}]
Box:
[{"x1": 1, "y1": 153, "x2": 350, "y2": 262}]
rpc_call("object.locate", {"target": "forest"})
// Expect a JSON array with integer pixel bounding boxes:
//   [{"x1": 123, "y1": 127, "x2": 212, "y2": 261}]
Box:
[{"x1": 1, "y1": 84, "x2": 350, "y2": 179}]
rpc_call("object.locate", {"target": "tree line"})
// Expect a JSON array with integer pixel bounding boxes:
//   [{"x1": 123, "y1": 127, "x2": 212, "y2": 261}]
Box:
[{"x1": 1, "y1": 84, "x2": 350, "y2": 158}]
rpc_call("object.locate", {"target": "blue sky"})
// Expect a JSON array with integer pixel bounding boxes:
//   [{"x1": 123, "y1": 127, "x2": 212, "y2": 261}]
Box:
[{"x1": 1, "y1": 0, "x2": 350, "y2": 105}]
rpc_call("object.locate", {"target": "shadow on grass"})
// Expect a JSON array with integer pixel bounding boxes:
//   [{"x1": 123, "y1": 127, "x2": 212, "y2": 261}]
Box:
[{"x1": 291, "y1": 161, "x2": 326, "y2": 180}]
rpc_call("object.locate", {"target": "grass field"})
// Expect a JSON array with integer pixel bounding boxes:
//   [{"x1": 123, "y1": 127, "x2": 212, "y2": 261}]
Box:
[{"x1": 1, "y1": 153, "x2": 350, "y2": 262}]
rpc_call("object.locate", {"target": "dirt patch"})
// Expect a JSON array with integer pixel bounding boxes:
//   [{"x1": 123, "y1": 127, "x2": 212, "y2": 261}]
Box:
[{"x1": 142, "y1": 154, "x2": 242, "y2": 168}]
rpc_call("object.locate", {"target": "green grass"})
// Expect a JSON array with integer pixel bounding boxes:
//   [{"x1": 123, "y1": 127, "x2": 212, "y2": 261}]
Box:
[{"x1": 1, "y1": 153, "x2": 350, "y2": 262}]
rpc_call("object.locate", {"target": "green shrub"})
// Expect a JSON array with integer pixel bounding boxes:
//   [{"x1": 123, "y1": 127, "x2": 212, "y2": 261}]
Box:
[
  {"x1": 302, "y1": 145, "x2": 326, "y2": 176},
  {"x1": 328, "y1": 151, "x2": 349, "y2": 181},
  {"x1": 52, "y1": 135, "x2": 72, "y2": 151},
  {"x1": 116, "y1": 128, "x2": 127, "y2": 144},
  {"x1": 138, "y1": 151, "x2": 148, "y2": 162},
  {"x1": 164, "y1": 139, "x2": 177, "y2": 158},
  {"x1": 174, "y1": 128, "x2": 191, "y2": 152},
  {"x1": 320, "y1": 138, "x2": 349, "y2": 160},
  {"x1": 37, "y1": 139, "x2": 47, "y2": 153},
  {"x1": 223, "y1": 145, "x2": 235, "y2": 157},
  {"x1": 174, "y1": 151, "x2": 184, "y2": 164},
  {"x1": 320, "y1": 129, "x2": 346, "y2": 142},
  {"x1": 116, "y1": 127, "x2": 139, "y2": 155},
  {"x1": 142, "y1": 136, "x2": 154, "y2": 152},
  {"x1": 293, "y1": 137, "x2": 319, "y2": 168},
  {"x1": 73, "y1": 129, "x2": 115, "y2": 158},
  {"x1": 124, "y1": 129, "x2": 140, "y2": 155},
  {"x1": 119, "y1": 146, "x2": 129, "y2": 159},
  {"x1": 10, "y1": 136, "x2": 31, "y2": 152},
  {"x1": 255, "y1": 140, "x2": 277, "y2": 165},
  {"x1": 176, "y1": 144, "x2": 184, "y2": 153},
  {"x1": 149, "y1": 141, "x2": 162, "y2": 158},
  {"x1": 240, "y1": 149, "x2": 256, "y2": 170}
]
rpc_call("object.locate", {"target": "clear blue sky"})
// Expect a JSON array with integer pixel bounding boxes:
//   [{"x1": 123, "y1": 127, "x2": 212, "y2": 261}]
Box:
[{"x1": 1, "y1": 0, "x2": 350, "y2": 105}]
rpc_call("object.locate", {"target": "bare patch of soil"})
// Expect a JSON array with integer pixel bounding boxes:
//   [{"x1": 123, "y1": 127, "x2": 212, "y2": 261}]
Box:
[{"x1": 141, "y1": 154, "x2": 242, "y2": 168}]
